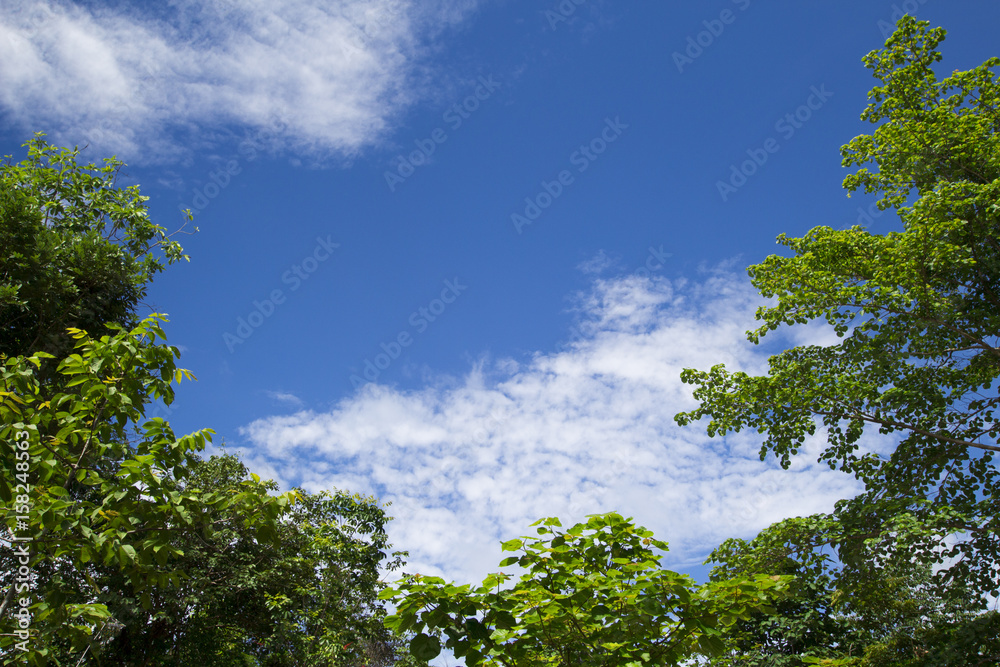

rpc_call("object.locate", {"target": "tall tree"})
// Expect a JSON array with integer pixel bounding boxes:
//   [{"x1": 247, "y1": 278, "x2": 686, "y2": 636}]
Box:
[
  {"x1": 675, "y1": 17, "x2": 1000, "y2": 601},
  {"x1": 1, "y1": 138, "x2": 412, "y2": 665},
  {"x1": 705, "y1": 517, "x2": 857, "y2": 666}
]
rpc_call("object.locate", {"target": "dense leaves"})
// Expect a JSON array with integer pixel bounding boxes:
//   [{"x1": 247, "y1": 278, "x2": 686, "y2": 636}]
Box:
[
  {"x1": 706, "y1": 517, "x2": 853, "y2": 666},
  {"x1": 383, "y1": 513, "x2": 790, "y2": 666},
  {"x1": 675, "y1": 17, "x2": 1000, "y2": 600},
  {"x1": 0, "y1": 318, "x2": 294, "y2": 664},
  {"x1": 95, "y1": 454, "x2": 415, "y2": 666},
  {"x1": 707, "y1": 516, "x2": 1000, "y2": 666},
  {"x1": 0, "y1": 134, "x2": 191, "y2": 363},
  {"x1": 5, "y1": 18, "x2": 998, "y2": 667},
  {"x1": 1, "y1": 138, "x2": 413, "y2": 665}
]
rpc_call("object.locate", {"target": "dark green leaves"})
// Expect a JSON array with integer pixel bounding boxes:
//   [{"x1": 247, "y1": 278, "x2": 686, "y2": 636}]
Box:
[{"x1": 409, "y1": 633, "x2": 442, "y2": 660}]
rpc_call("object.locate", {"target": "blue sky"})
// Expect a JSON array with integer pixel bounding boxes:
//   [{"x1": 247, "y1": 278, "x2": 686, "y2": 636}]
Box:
[{"x1": 2, "y1": 0, "x2": 998, "y2": 589}]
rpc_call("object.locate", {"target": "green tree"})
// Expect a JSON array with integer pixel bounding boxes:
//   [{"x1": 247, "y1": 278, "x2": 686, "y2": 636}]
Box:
[
  {"x1": 674, "y1": 17, "x2": 999, "y2": 601},
  {"x1": 706, "y1": 517, "x2": 858, "y2": 666},
  {"x1": 707, "y1": 516, "x2": 1000, "y2": 666},
  {"x1": 0, "y1": 318, "x2": 293, "y2": 665},
  {"x1": 839, "y1": 566, "x2": 1000, "y2": 667},
  {"x1": 1, "y1": 133, "x2": 191, "y2": 363},
  {"x1": 1, "y1": 138, "x2": 412, "y2": 665},
  {"x1": 383, "y1": 512, "x2": 790, "y2": 666},
  {"x1": 96, "y1": 454, "x2": 416, "y2": 666}
]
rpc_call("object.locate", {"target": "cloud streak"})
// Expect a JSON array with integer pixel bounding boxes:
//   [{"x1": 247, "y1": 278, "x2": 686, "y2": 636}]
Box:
[
  {"x1": 238, "y1": 269, "x2": 871, "y2": 583},
  {"x1": 0, "y1": 0, "x2": 480, "y2": 161}
]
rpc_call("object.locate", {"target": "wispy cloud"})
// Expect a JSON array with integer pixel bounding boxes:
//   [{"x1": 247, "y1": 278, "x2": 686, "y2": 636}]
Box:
[
  {"x1": 237, "y1": 268, "x2": 874, "y2": 582},
  {"x1": 266, "y1": 390, "x2": 304, "y2": 407},
  {"x1": 0, "y1": 0, "x2": 482, "y2": 162},
  {"x1": 576, "y1": 249, "x2": 617, "y2": 275}
]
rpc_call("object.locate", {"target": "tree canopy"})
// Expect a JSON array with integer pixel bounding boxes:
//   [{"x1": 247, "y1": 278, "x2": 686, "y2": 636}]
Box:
[
  {"x1": 0, "y1": 136, "x2": 415, "y2": 666},
  {"x1": 706, "y1": 515, "x2": 1000, "y2": 666},
  {"x1": 675, "y1": 16, "x2": 1000, "y2": 602},
  {"x1": 0, "y1": 315, "x2": 296, "y2": 664},
  {"x1": 384, "y1": 512, "x2": 790, "y2": 666},
  {"x1": 5, "y1": 15, "x2": 999, "y2": 667},
  {"x1": 95, "y1": 454, "x2": 414, "y2": 666},
  {"x1": 0, "y1": 134, "x2": 190, "y2": 363}
]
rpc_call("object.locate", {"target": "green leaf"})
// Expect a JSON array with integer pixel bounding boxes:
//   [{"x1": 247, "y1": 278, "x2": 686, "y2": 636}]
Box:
[{"x1": 409, "y1": 633, "x2": 442, "y2": 660}]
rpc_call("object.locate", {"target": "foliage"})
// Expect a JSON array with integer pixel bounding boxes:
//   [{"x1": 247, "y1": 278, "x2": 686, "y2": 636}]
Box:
[
  {"x1": 0, "y1": 133, "x2": 191, "y2": 362},
  {"x1": 93, "y1": 454, "x2": 415, "y2": 666},
  {"x1": 1, "y1": 136, "x2": 416, "y2": 665},
  {"x1": 383, "y1": 512, "x2": 790, "y2": 666},
  {"x1": 0, "y1": 317, "x2": 293, "y2": 664},
  {"x1": 674, "y1": 17, "x2": 1000, "y2": 600},
  {"x1": 707, "y1": 515, "x2": 1000, "y2": 666},
  {"x1": 706, "y1": 516, "x2": 857, "y2": 666}
]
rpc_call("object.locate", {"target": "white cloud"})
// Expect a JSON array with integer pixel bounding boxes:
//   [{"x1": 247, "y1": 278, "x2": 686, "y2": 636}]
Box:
[
  {"x1": 576, "y1": 249, "x2": 617, "y2": 275},
  {"x1": 266, "y1": 390, "x2": 304, "y2": 406},
  {"x1": 238, "y1": 269, "x2": 867, "y2": 584},
  {"x1": 0, "y1": 0, "x2": 481, "y2": 161}
]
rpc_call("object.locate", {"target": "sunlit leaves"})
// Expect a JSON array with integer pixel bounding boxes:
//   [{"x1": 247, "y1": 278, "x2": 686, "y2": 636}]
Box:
[
  {"x1": 674, "y1": 17, "x2": 999, "y2": 599},
  {"x1": 384, "y1": 513, "x2": 789, "y2": 666},
  {"x1": 1, "y1": 135, "x2": 194, "y2": 366},
  {"x1": 0, "y1": 318, "x2": 293, "y2": 663}
]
